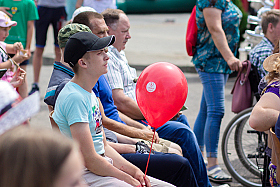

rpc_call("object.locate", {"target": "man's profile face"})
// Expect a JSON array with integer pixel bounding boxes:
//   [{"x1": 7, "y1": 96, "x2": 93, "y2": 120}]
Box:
[
  {"x1": 109, "y1": 13, "x2": 131, "y2": 52},
  {"x1": 90, "y1": 18, "x2": 109, "y2": 38},
  {"x1": 84, "y1": 48, "x2": 109, "y2": 77}
]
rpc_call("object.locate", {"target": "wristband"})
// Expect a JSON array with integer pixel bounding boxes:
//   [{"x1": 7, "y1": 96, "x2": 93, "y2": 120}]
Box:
[
  {"x1": 9, "y1": 58, "x2": 19, "y2": 69},
  {"x1": 8, "y1": 59, "x2": 14, "y2": 68}
]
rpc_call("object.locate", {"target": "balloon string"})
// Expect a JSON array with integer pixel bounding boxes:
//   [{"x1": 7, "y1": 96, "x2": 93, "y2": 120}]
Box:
[{"x1": 144, "y1": 128, "x2": 156, "y2": 177}]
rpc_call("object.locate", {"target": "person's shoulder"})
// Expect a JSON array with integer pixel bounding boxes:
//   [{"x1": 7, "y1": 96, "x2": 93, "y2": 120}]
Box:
[
  {"x1": 250, "y1": 40, "x2": 271, "y2": 54},
  {"x1": 107, "y1": 46, "x2": 122, "y2": 61},
  {"x1": 0, "y1": 41, "x2": 6, "y2": 49},
  {"x1": 59, "y1": 82, "x2": 81, "y2": 99},
  {"x1": 198, "y1": 0, "x2": 226, "y2": 11}
]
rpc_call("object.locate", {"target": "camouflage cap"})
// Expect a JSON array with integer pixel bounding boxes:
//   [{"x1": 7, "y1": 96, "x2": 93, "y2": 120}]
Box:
[{"x1": 58, "y1": 23, "x2": 92, "y2": 48}]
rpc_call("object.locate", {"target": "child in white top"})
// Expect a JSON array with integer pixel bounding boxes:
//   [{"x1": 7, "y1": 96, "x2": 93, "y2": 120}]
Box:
[{"x1": 0, "y1": 11, "x2": 28, "y2": 82}]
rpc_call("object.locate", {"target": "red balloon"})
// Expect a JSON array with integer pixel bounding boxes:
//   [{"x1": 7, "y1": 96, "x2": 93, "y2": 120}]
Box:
[{"x1": 136, "y1": 62, "x2": 188, "y2": 129}]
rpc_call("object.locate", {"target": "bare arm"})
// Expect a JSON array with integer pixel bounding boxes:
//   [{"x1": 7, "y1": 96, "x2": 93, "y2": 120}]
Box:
[
  {"x1": 114, "y1": 132, "x2": 138, "y2": 144},
  {"x1": 99, "y1": 98, "x2": 159, "y2": 142},
  {"x1": 75, "y1": 0, "x2": 83, "y2": 9},
  {"x1": 112, "y1": 89, "x2": 144, "y2": 120},
  {"x1": 70, "y1": 122, "x2": 141, "y2": 186},
  {"x1": 0, "y1": 60, "x2": 13, "y2": 69},
  {"x1": 25, "y1": 20, "x2": 34, "y2": 58},
  {"x1": 203, "y1": 7, "x2": 242, "y2": 71},
  {"x1": 6, "y1": 42, "x2": 23, "y2": 54},
  {"x1": 119, "y1": 111, "x2": 146, "y2": 129},
  {"x1": 103, "y1": 133, "x2": 151, "y2": 187},
  {"x1": 249, "y1": 92, "x2": 280, "y2": 131},
  {"x1": 107, "y1": 141, "x2": 136, "y2": 154}
]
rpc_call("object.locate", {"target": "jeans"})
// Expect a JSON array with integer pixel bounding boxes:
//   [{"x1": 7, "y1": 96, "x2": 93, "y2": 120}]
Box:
[
  {"x1": 139, "y1": 114, "x2": 211, "y2": 187},
  {"x1": 122, "y1": 152, "x2": 198, "y2": 187},
  {"x1": 193, "y1": 70, "x2": 228, "y2": 158}
]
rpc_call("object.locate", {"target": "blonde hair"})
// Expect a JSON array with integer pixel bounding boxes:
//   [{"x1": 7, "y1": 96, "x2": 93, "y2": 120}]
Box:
[
  {"x1": 265, "y1": 40, "x2": 280, "y2": 83},
  {"x1": 0, "y1": 126, "x2": 77, "y2": 187}
]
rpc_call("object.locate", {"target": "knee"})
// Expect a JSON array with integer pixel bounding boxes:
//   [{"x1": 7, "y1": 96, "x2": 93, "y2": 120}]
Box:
[
  {"x1": 207, "y1": 106, "x2": 225, "y2": 118},
  {"x1": 35, "y1": 47, "x2": 44, "y2": 55},
  {"x1": 175, "y1": 156, "x2": 194, "y2": 173}
]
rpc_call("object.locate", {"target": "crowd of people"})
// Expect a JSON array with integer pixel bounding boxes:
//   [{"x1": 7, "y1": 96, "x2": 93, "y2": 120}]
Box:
[{"x1": 2, "y1": 0, "x2": 280, "y2": 186}]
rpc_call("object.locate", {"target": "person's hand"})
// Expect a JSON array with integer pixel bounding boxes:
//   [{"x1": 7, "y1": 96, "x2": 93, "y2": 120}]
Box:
[
  {"x1": 12, "y1": 50, "x2": 29, "y2": 64},
  {"x1": 13, "y1": 42, "x2": 24, "y2": 53},
  {"x1": 125, "y1": 175, "x2": 141, "y2": 187},
  {"x1": 0, "y1": 7, "x2": 12, "y2": 17},
  {"x1": 227, "y1": 56, "x2": 242, "y2": 72},
  {"x1": 141, "y1": 127, "x2": 159, "y2": 143},
  {"x1": 133, "y1": 170, "x2": 151, "y2": 187},
  {"x1": 25, "y1": 49, "x2": 31, "y2": 59},
  {"x1": 10, "y1": 68, "x2": 26, "y2": 88}
]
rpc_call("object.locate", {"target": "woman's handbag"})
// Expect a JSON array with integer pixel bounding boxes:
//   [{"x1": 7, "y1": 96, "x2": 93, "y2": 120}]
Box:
[{"x1": 231, "y1": 60, "x2": 253, "y2": 113}]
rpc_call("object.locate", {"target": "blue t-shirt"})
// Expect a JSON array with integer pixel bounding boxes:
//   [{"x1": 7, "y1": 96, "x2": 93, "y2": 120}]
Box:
[
  {"x1": 93, "y1": 75, "x2": 125, "y2": 124},
  {"x1": 193, "y1": 0, "x2": 242, "y2": 74},
  {"x1": 53, "y1": 81, "x2": 105, "y2": 155}
]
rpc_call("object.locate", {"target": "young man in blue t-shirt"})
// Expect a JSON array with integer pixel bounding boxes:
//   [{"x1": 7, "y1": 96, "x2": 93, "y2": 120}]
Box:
[{"x1": 52, "y1": 32, "x2": 178, "y2": 187}]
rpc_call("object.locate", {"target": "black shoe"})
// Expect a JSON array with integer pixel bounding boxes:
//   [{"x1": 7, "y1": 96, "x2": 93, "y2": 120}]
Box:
[{"x1": 29, "y1": 83, "x2": 39, "y2": 95}]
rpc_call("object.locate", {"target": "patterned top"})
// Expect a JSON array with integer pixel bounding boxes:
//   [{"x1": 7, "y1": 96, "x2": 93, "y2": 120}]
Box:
[
  {"x1": 0, "y1": 42, "x2": 13, "y2": 82},
  {"x1": 249, "y1": 37, "x2": 274, "y2": 79},
  {"x1": 104, "y1": 46, "x2": 138, "y2": 101},
  {"x1": 193, "y1": 0, "x2": 242, "y2": 74},
  {"x1": 263, "y1": 80, "x2": 280, "y2": 98}
]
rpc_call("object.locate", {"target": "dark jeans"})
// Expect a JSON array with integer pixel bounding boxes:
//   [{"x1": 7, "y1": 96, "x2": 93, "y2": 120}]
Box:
[
  {"x1": 139, "y1": 114, "x2": 211, "y2": 187},
  {"x1": 122, "y1": 152, "x2": 198, "y2": 187}
]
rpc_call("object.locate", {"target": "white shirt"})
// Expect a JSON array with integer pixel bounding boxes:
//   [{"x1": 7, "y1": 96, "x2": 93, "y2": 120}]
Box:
[{"x1": 104, "y1": 46, "x2": 137, "y2": 101}]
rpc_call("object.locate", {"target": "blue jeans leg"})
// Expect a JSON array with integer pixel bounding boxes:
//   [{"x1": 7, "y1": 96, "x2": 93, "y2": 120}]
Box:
[
  {"x1": 122, "y1": 152, "x2": 199, "y2": 187},
  {"x1": 156, "y1": 121, "x2": 211, "y2": 187},
  {"x1": 193, "y1": 71, "x2": 228, "y2": 158}
]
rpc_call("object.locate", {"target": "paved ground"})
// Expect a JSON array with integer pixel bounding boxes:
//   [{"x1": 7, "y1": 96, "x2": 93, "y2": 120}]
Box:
[{"x1": 26, "y1": 13, "x2": 254, "y2": 186}]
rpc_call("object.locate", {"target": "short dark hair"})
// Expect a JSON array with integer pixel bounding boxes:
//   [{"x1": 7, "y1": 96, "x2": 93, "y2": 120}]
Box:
[
  {"x1": 261, "y1": 9, "x2": 280, "y2": 34},
  {"x1": 73, "y1": 11, "x2": 104, "y2": 31},
  {"x1": 102, "y1": 8, "x2": 125, "y2": 30}
]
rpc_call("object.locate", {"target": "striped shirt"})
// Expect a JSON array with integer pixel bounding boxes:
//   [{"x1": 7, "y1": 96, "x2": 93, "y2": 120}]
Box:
[
  {"x1": 249, "y1": 37, "x2": 274, "y2": 78},
  {"x1": 104, "y1": 46, "x2": 137, "y2": 101}
]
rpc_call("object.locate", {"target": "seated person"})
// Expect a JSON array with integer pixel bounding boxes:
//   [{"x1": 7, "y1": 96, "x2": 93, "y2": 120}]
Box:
[
  {"x1": 71, "y1": 10, "x2": 182, "y2": 155},
  {"x1": 0, "y1": 126, "x2": 86, "y2": 187},
  {"x1": 44, "y1": 17, "x2": 181, "y2": 155},
  {"x1": 45, "y1": 23, "x2": 200, "y2": 187},
  {"x1": 102, "y1": 8, "x2": 210, "y2": 187},
  {"x1": 53, "y1": 31, "x2": 198, "y2": 186},
  {"x1": 249, "y1": 53, "x2": 280, "y2": 186},
  {"x1": 249, "y1": 9, "x2": 280, "y2": 79}
]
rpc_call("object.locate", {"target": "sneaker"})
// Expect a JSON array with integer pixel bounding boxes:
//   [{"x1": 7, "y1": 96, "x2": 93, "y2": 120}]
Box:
[
  {"x1": 207, "y1": 165, "x2": 232, "y2": 182},
  {"x1": 29, "y1": 83, "x2": 39, "y2": 95}
]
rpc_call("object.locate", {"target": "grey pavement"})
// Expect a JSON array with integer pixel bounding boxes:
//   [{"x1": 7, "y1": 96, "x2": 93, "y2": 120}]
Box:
[{"x1": 27, "y1": 13, "x2": 249, "y2": 186}]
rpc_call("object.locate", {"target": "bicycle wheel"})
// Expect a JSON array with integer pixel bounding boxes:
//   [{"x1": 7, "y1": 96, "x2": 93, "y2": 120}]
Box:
[
  {"x1": 222, "y1": 107, "x2": 263, "y2": 187},
  {"x1": 235, "y1": 112, "x2": 266, "y2": 177}
]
